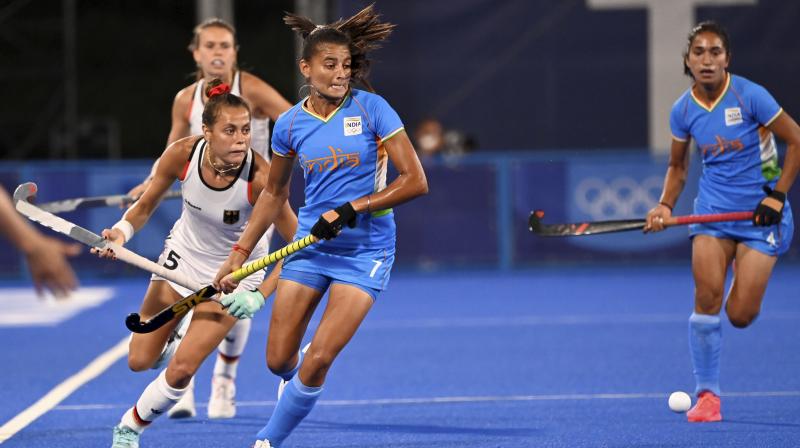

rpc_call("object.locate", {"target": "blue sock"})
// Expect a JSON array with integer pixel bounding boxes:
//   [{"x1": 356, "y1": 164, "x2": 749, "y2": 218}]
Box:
[
  {"x1": 275, "y1": 347, "x2": 306, "y2": 381},
  {"x1": 689, "y1": 312, "x2": 722, "y2": 396},
  {"x1": 256, "y1": 376, "x2": 322, "y2": 446}
]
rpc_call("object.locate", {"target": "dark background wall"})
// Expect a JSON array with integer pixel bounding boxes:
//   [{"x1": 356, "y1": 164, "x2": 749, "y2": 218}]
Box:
[{"x1": 2, "y1": 0, "x2": 798, "y2": 159}]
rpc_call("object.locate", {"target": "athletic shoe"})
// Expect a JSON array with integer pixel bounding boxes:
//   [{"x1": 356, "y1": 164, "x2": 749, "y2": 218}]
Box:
[
  {"x1": 111, "y1": 425, "x2": 140, "y2": 448},
  {"x1": 252, "y1": 440, "x2": 272, "y2": 448},
  {"x1": 207, "y1": 375, "x2": 236, "y2": 419},
  {"x1": 151, "y1": 313, "x2": 191, "y2": 370},
  {"x1": 277, "y1": 342, "x2": 311, "y2": 399},
  {"x1": 687, "y1": 391, "x2": 722, "y2": 422},
  {"x1": 167, "y1": 377, "x2": 196, "y2": 419}
]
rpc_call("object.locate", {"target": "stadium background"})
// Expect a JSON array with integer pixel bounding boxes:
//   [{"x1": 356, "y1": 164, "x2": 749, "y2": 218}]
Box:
[{"x1": 2, "y1": 0, "x2": 798, "y2": 277}]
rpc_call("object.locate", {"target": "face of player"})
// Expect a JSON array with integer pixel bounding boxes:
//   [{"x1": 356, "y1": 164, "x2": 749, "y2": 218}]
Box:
[
  {"x1": 204, "y1": 106, "x2": 251, "y2": 166},
  {"x1": 685, "y1": 31, "x2": 729, "y2": 88},
  {"x1": 300, "y1": 43, "x2": 352, "y2": 102},
  {"x1": 193, "y1": 26, "x2": 237, "y2": 81}
]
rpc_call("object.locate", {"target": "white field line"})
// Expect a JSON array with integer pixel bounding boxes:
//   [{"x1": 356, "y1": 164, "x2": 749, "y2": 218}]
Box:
[
  {"x1": 0, "y1": 337, "x2": 128, "y2": 444},
  {"x1": 53, "y1": 390, "x2": 800, "y2": 411}
]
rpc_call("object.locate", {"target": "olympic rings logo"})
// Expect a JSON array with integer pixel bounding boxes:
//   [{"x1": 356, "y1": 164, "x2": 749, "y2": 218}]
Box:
[{"x1": 573, "y1": 175, "x2": 663, "y2": 220}]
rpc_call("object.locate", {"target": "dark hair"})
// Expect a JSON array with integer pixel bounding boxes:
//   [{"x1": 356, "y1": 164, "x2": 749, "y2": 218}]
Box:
[
  {"x1": 202, "y1": 78, "x2": 250, "y2": 127},
  {"x1": 683, "y1": 21, "x2": 731, "y2": 77},
  {"x1": 188, "y1": 18, "x2": 240, "y2": 80},
  {"x1": 284, "y1": 3, "x2": 395, "y2": 91}
]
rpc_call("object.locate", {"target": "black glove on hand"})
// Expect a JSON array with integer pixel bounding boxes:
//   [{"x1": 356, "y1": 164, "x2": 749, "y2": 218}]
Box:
[
  {"x1": 310, "y1": 202, "x2": 357, "y2": 240},
  {"x1": 753, "y1": 185, "x2": 786, "y2": 227}
]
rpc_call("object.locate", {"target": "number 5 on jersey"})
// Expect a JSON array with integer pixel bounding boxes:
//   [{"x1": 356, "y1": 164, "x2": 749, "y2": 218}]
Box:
[{"x1": 162, "y1": 250, "x2": 181, "y2": 270}]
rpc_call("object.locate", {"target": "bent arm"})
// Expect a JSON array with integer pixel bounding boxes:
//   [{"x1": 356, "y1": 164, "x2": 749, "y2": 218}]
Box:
[
  {"x1": 658, "y1": 138, "x2": 691, "y2": 209},
  {"x1": 123, "y1": 139, "x2": 190, "y2": 231},
  {"x1": 350, "y1": 131, "x2": 429, "y2": 213},
  {"x1": 243, "y1": 73, "x2": 292, "y2": 121},
  {"x1": 769, "y1": 112, "x2": 800, "y2": 194},
  {"x1": 237, "y1": 155, "x2": 295, "y2": 251}
]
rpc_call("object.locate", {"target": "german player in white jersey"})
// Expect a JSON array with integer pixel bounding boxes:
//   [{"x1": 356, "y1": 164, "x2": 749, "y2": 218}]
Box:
[
  {"x1": 646, "y1": 21, "x2": 800, "y2": 423},
  {"x1": 101, "y1": 80, "x2": 297, "y2": 447},
  {"x1": 127, "y1": 18, "x2": 293, "y2": 419}
]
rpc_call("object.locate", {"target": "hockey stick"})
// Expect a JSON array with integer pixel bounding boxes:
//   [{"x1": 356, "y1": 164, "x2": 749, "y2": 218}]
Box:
[
  {"x1": 38, "y1": 189, "x2": 181, "y2": 213},
  {"x1": 528, "y1": 210, "x2": 754, "y2": 237},
  {"x1": 124, "y1": 234, "x2": 318, "y2": 333},
  {"x1": 13, "y1": 182, "x2": 202, "y2": 291}
]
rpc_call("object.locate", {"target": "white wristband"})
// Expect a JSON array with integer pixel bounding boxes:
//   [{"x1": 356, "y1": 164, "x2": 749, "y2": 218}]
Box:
[{"x1": 112, "y1": 219, "x2": 135, "y2": 243}]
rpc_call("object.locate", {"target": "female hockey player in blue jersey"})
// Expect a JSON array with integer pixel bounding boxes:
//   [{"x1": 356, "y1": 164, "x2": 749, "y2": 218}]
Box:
[
  {"x1": 646, "y1": 21, "x2": 800, "y2": 423},
  {"x1": 214, "y1": 5, "x2": 428, "y2": 447}
]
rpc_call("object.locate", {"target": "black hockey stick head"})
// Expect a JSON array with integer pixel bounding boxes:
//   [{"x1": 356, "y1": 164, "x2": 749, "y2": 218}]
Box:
[
  {"x1": 125, "y1": 285, "x2": 219, "y2": 333},
  {"x1": 12, "y1": 182, "x2": 38, "y2": 205},
  {"x1": 529, "y1": 209, "x2": 646, "y2": 237}
]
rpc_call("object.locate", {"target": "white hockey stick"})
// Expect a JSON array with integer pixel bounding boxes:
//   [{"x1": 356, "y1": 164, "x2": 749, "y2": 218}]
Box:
[
  {"x1": 38, "y1": 189, "x2": 181, "y2": 214},
  {"x1": 13, "y1": 182, "x2": 201, "y2": 291}
]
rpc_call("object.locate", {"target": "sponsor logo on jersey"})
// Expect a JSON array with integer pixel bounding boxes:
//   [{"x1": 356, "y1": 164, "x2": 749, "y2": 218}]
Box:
[
  {"x1": 699, "y1": 135, "x2": 744, "y2": 158},
  {"x1": 343, "y1": 116, "x2": 363, "y2": 136},
  {"x1": 184, "y1": 199, "x2": 202, "y2": 211},
  {"x1": 223, "y1": 210, "x2": 240, "y2": 224},
  {"x1": 304, "y1": 146, "x2": 361, "y2": 173},
  {"x1": 725, "y1": 107, "x2": 743, "y2": 126}
]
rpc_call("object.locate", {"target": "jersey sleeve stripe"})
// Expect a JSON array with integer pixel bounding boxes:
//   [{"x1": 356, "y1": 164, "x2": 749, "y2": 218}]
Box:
[
  {"x1": 765, "y1": 108, "x2": 783, "y2": 127},
  {"x1": 271, "y1": 147, "x2": 295, "y2": 158},
  {"x1": 671, "y1": 134, "x2": 688, "y2": 143},
  {"x1": 380, "y1": 127, "x2": 405, "y2": 143}
]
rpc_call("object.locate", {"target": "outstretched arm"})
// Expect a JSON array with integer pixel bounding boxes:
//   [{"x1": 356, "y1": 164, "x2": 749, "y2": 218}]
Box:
[{"x1": 0, "y1": 186, "x2": 80, "y2": 297}]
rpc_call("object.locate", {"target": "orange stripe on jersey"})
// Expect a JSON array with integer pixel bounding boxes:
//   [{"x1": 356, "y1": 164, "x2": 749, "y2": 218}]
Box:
[
  {"x1": 247, "y1": 180, "x2": 255, "y2": 206},
  {"x1": 179, "y1": 160, "x2": 191, "y2": 181}
]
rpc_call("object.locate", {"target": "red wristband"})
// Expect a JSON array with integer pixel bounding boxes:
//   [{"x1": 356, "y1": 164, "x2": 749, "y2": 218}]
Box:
[{"x1": 232, "y1": 244, "x2": 251, "y2": 257}]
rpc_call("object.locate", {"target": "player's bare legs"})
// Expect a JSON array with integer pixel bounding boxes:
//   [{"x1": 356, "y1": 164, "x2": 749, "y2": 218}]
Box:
[
  {"x1": 165, "y1": 301, "x2": 238, "y2": 387},
  {"x1": 266, "y1": 280, "x2": 323, "y2": 377},
  {"x1": 256, "y1": 283, "x2": 373, "y2": 444},
  {"x1": 725, "y1": 243, "x2": 776, "y2": 328},
  {"x1": 687, "y1": 235, "x2": 735, "y2": 422},
  {"x1": 127, "y1": 280, "x2": 183, "y2": 371},
  {"x1": 299, "y1": 284, "x2": 373, "y2": 386}
]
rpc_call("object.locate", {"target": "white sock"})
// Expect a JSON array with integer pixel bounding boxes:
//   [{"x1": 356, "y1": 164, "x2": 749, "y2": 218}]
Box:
[
  {"x1": 120, "y1": 369, "x2": 188, "y2": 433},
  {"x1": 214, "y1": 318, "x2": 251, "y2": 379}
]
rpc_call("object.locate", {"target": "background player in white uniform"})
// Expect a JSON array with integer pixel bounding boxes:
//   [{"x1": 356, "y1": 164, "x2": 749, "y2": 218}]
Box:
[
  {"x1": 127, "y1": 18, "x2": 293, "y2": 418},
  {"x1": 646, "y1": 21, "x2": 800, "y2": 423},
  {"x1": 99, "y1": 80, "x2": 296, "y2": 448}
]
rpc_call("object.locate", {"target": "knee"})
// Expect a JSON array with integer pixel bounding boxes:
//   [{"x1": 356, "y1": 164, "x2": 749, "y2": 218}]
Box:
[
  {"x1": 165, "y1": 357, "x2": 196, "y2": 388},
  {"x1": 694, "y1": 288, "x2": 723, "y2": 315},
  {"x1": 127, "y1": 353, "x2": 155, "y2": 372},
  {"x1": 727, "y1": 310, "x2": 759, "y2": 329},
  {"x1": 303, "y1": 349, "x2": 335, "y2": 376}
]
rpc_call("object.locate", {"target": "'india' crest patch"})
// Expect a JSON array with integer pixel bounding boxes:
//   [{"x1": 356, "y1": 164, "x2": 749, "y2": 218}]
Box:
[{"x1": 344, "y1": 116, "x2": 362, "y2": 136}]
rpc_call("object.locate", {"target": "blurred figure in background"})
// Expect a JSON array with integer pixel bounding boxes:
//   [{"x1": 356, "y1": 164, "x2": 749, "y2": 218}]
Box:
[
  {"x1": 0, "y1": 186, "x2": 80, "y2": 298},
  {"x1": 646, "y1": 21, "x2": 800, "y2": 423},
  {"x1": 413, "y1": 118, "x2": 476, "y2": 163},
  {"x1": 129, "y1": 17, "x2": 291, "y2": 198}
]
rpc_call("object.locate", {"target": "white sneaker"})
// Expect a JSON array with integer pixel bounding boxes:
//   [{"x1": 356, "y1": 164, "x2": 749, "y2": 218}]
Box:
[
  {"x1": 151, "y1": 312, "x2": 192, "y2": 370},
  {"x1": 111, "y1": 424, "x2": 140, "y2": 448},
  {"x1": 168, "y1": 377, "x2": 196, "y2": 419},
  {"x1": 207, "y1": 375, "x2": 236, "y2": 419},
  {"x1": 277, "y1": 342, "x2": 311, "y2": 399},
  {"x1": 252, "y1": 440, "x2": 272, "y2": 448}
]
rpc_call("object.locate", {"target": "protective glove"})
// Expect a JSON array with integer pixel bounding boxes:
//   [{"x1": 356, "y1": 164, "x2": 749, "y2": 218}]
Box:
[
  {"x1": 310, "y1": 202, "x2": 357, "y2": 240},
  {"x1": 753, "y1": 185, "x2": 785, "y2": 227},
  {"x1": 221, "y1": 289, "x2": 265, "y2": 319}
]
